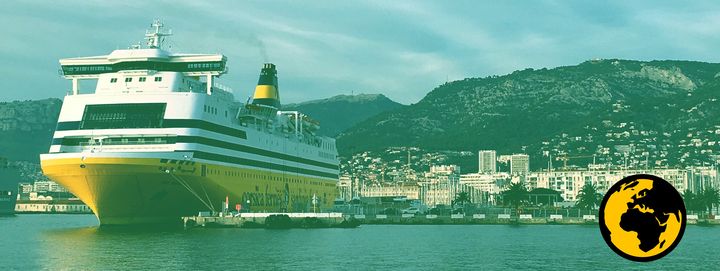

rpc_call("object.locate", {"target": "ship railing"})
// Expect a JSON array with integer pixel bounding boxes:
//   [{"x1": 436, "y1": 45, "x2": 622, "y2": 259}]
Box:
[
  {"x1": 78, "y1": 145, "x2": 174, "y2": 152},
  {"x1": 78, "y1": 137, "x2": 174, "y2": 146},
  {"x1": 212, "y1": 82, "x2": 233, "y2": 93}
]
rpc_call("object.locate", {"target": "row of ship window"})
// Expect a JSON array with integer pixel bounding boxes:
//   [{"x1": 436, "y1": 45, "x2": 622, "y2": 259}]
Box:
[
  {"x1": 204, "y1": 105, "x2": 229, "y2": 117},
  {"x1": 210, "y1": 169, "x2": 312, "y2": 185},
  {"x1": 109, "y1": 76, "x2": 163, "y2": 83}
]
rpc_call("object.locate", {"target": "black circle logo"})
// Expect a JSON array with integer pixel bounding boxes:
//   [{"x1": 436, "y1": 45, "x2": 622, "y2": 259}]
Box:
[{"x1": 598, "y1": 174, "x2": 686, "y2": 262}]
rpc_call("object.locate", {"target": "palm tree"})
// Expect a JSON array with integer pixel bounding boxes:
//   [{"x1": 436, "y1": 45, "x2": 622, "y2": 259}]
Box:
[
  {"x1": 452, "y1": 191, "x2": 471, "y2": 208},
  {"x1": 682, "y1": 189, "x2": 700, "y2": 215},
  {"x1": 683, "y1": 189, "x2": 705, "y2": 216},
  {"x1": 575, "y1": 182, "x2": 602, "y2": 211},
  {"x1": 501, "y1": 182, "x2": 528, "y2": 209},
  {"x1": 701, "y1": 187, "x2": 720, "y2": 217}
]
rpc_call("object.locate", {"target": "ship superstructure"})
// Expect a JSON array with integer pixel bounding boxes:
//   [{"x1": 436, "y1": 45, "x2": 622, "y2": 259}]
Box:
[{"x1": 40, "y1": 21, "x2": 339, "y2": 224}]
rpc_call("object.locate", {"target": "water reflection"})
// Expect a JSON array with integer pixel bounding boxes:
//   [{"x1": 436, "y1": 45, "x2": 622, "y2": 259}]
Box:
[
  {"x1": 14, "y1": 215, "x2": 720, "y2": 270},
  {"x1": 41, "y1": 224, "x2": 202, "y2": 270}
]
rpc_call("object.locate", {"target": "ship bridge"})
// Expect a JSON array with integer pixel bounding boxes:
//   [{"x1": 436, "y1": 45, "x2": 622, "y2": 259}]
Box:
[{"x1": 59, "y1": 20, "x2": 227, "y2": 96}]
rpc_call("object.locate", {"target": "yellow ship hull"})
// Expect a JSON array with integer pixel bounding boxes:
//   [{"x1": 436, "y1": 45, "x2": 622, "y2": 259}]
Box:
[{"x1": 40, "y1": 155, "x2": 337, "y2": 225}]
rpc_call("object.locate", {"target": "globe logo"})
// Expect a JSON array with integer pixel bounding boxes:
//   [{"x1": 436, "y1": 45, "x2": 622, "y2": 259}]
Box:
[{"x1": 599, "y1": 174, "x2": 686, "y2": 262}]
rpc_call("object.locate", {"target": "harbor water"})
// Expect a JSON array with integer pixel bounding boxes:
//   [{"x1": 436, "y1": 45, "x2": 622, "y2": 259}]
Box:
[{"x1": 1, "y1": 214, "x2": 719, "y2": 270}]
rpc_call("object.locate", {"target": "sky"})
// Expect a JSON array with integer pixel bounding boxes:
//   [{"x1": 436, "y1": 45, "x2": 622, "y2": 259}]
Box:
[{"x1": 2, "y1": 1, "x2": 720, "y2": 105}]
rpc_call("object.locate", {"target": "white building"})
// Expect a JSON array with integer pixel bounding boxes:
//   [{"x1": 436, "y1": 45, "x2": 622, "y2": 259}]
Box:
[
  {"x1": 459, "y1": 172, "x2": 511, "y2": 205},
  {"x1": 687, "y1": 167, "x2": 719, "y2": 192},
  {"x1": 18, "y1": 183, "x2": 33, "y2": 194},
  {"x1": 526, "y1": 168, "x2": 693, "y2": 202},
  {"x1": 15, "y1": 200, "x2": 92, "y2": 213},
  {"x1": 361, "y1": 185, "x2": 420, "y2": 200},
  {"x1": 32, "y1": 181, "x2": 68, "y2": 193},
  {"x1": 478, "y1": 150, "x2": 497, "y2": 173},
  {"x1": 510, "y1": 154, "x2": 529, "y2": 175},
  {"x1": 460, "y1": 168, "x2": 707, "y2": 206},
  {"x1": 337, "y1": 175, "x2": 353, "y2": 201},
  {"x1": 419, "y1": 165, "x2": 482, "y2": 207}
]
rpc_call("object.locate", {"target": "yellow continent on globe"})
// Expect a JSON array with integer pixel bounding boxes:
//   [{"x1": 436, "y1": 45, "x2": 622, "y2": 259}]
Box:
[{"x1": 603, "y1": 179, "x2": 683, "y2": 258}]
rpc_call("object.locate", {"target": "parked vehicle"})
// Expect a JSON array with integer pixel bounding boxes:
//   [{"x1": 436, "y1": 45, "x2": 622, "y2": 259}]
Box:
[{"x1": 402, "y1": 207, "x2": 421, "y2": 215}]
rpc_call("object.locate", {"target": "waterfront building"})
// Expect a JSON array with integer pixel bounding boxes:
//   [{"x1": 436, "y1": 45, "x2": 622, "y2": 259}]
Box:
[
  {"x1": 337, "y1": 175, "x2": 353, "y2": 202},
  {"x1": 15, "y1": 199, "x2": 92, "y2": 213},
  {"x1": 459, "y1": 172, "x2": 511, "y2": 205},
  {"x1": 459, "y1": 167, "x2": 709, "y2": 206},
  {"x1": 419, "y1": 165, "x2": 483, "y2": 207},
  {"x1": 32, "y1": 181, "x2": 68, "y2": 193},
  {"x1": 526, "y1": 168, "x2": 691, "y2": 202},
  {"x1": 478, "y1": 150, "x2": 497, "y2": 173},
  {"x1": 361, "y1": 185, "x2": 420, "y2": 200},
  {"x1": 18, "y1": 183, "x2": 32, "y2": 194},
  {"x1": 687, "y1": 166, "x2": 719, "y2": 192}
]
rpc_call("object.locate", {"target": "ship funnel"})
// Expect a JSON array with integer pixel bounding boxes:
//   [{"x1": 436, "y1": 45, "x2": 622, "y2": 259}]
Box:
[{"x1": 251, "y1": 63, "x2": 280, "y2": 108}]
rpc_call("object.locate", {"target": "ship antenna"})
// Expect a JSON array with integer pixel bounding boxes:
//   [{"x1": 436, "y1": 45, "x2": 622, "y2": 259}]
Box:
[{"x1": 145, "y1": 19, "x2": 172, "y2": 49}]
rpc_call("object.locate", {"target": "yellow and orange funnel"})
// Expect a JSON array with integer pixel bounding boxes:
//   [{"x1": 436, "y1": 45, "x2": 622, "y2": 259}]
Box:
[{"x1": 251, "y1": 63, "x2": 280, "y2": 108}]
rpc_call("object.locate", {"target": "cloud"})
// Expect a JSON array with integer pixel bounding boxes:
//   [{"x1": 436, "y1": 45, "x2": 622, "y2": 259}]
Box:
[{"x1": 1, "y1": 1, "x2": 720, "y2": 104}]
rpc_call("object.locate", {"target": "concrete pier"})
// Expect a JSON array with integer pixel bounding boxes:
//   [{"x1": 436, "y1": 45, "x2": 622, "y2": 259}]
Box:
[
  {"x1": 184, "y1": 212, "x2": 360, "y2": 229},
  {"x1": 184, "y1": 213, "x2": 720, "y2": 228}
]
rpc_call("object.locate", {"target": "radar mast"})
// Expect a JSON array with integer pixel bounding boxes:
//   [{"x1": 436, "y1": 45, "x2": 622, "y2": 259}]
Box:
[{"x1": 145, "y1": 19, "x2": 172, "y2": 49}]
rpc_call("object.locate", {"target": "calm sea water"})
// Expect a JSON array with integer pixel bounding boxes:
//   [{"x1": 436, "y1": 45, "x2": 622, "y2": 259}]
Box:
[{"x1": 1, "y1": 214, "x2": 718, "y2": 270}]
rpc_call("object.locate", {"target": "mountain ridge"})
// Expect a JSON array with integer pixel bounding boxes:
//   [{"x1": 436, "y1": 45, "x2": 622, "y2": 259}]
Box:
[
  {"x1": 282, "y1": 93, "x2": 404, "y2": 136},
  {"x1": 337, "y1": 59, "x2": 720, "y2": 169}
]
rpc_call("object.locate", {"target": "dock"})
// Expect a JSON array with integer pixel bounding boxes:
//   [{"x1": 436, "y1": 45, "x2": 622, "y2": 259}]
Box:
[
  {"x1": 351, "y1": 214, "x2": 599, "y2": 225},
  {"x1": 184, "y1": 212, "x2": 360, "y2": 229},
  {"x1": 184, "y1": 213, "x2": 720, "y2": 228}
]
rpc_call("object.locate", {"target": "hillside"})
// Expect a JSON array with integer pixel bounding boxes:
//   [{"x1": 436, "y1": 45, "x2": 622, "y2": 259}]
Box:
[
  {"x1": 0, "y1": 99, "x2": 62, "y2": 162},
  {"x1": 338, "y1": 59, "x2": 720, "y2": 170},
  {"x1": 283, "y1": 94, "x2": 404, "y2": 136}
]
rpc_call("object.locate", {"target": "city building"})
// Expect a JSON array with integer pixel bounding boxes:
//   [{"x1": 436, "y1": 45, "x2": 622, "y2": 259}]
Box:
[
  {"x1": 337, "y1": 176, "x2": 353, "y2": 202},
  {"x1": 687, "y1": 167, "x2": 719, "y2": 192},
  {"x1": 478, "y1": 150, "x2": 497, "y2": 173},
  {"x1": 32, "y1": 181, "x2": 68, "y2": 193},
  {"x1": 510, "y1": 154, "x2": 530, "y2": 175},
  {"x1": 419, "y1": 165, "x2": 483, "y2": 207},
  {"x1": 18, "y1": 183, "x2": 33, "y2": 194},
  {"x1": 526, "y1": 168, "x2": 696, "y2": 202},
  {"x1": 15, "y1": 199, "x2": 92, "y2": 213},
  {"x1": 460, "y1": 167, "x2": 711, "y2": 206},
  {"x1": 361, "y1": 185, "x2": 420, "y2": 200},
  {"x1": 459, "y1": 172, "x2": 511, "y2": 205}
]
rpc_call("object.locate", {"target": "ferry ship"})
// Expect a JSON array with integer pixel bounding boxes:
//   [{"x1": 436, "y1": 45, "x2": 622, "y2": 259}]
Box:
[{"x1": 40, "y1": 21, "x2": 339, "y2": 225}]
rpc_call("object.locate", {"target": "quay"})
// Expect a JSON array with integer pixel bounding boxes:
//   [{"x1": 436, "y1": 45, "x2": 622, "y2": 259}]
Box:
[
  {"x1": 184, "y1": 212, "x2": 360, "y2": 229},
  {"x1": 353, "y1": 213, "x2": 720, "y2": 225},
  {"x1": 352, "y1": 214, "x2": 599, "y2": 225},
  {"x1": 184, "y1": 213, "x2": 720, "y2": 228}
]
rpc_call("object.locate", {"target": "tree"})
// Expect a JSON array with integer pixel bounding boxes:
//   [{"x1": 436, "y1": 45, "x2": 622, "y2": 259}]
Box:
[
  {"x1": 575, "y1": 182, "x2": 602, "y2": 211},
  {"x1": 701, "y1": 187, "x2": 720, "y2": 216},
  {"x1": 452, "y1": 191, "x2": 471, "y2": 208},
  {"x1": 501, "y1": 182, "x2": 528, "y2": 209},
  {"x1": 682, "y1": 189, "x2": 704, "y2": 215}
]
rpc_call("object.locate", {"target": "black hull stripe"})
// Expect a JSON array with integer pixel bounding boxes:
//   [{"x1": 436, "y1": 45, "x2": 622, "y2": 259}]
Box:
[
  {"x1": 61, "y1": 60, "x2": 225, "y2": 76},
  {"x1": 51, "y1": 135, "x2": 338, "y2": 170},
  {"x1": 176, "y1": 136, "x2": 336, "y2": 170},
  {"x1": 185, "y1": 151, "x2": 338, "y2": 179}
]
